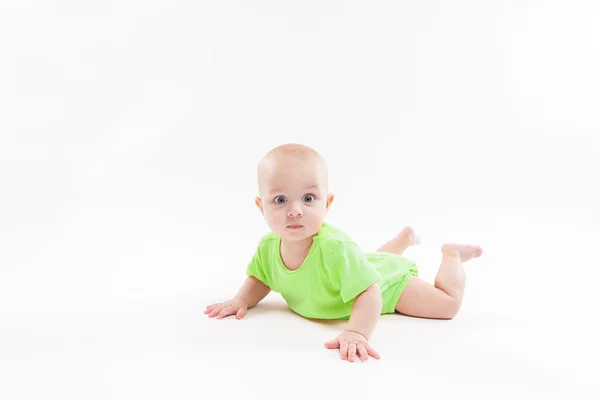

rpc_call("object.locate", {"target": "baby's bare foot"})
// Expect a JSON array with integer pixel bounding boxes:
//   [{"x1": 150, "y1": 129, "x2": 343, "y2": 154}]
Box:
[
  {"x1": 377, "y1": 226, "x2": 420, "y2": 255},
  {"x1": 398, "y1": 226, "x2": 420, "y2": 247},
  {"x1": 442, "y1": 244, "x2": 483, "y2": 262}
]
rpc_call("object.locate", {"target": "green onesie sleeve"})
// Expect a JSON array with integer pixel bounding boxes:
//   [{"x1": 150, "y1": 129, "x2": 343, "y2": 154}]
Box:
[
  {"x1": 246, "y1": 247, "x2": 269, "y2": 287},
  {"x1": 335, "y1": 242, "x2": 382, "y2": 303}
]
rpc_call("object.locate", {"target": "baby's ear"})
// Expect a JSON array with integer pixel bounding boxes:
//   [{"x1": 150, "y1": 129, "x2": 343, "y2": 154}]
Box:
[
  {"x1": 326, "y1": 192, "x2": 335, "y2": 210},
  {"x1": 255, "y1": 196, "x2": 264, "y2": 215}
]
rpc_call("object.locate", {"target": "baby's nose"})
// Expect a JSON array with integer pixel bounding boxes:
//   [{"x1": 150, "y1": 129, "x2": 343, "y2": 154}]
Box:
[{"x1": 287, "y1": 203, "x2": 303, "y2": 217}]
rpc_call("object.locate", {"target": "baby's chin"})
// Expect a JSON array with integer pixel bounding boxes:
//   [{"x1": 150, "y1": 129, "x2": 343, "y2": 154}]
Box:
[{"x1": 279, "y1": 225, "x2": 319, "y2": 241}]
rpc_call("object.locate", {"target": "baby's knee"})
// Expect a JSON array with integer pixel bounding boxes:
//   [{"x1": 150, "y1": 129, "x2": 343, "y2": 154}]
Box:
[{"x1": 440, "y1": 298, "x2": 461, "y2": 320}]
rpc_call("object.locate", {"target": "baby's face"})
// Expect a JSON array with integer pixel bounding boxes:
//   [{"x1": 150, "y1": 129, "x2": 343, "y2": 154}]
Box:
[{"x1": 256, "y1": 157, "x2": 333, "y2": 242}]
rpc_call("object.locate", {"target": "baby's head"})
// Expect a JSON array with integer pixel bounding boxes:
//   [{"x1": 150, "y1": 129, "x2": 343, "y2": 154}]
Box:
[{"x1": 255, "y1": 143, "x2": 335, "y2": 242}]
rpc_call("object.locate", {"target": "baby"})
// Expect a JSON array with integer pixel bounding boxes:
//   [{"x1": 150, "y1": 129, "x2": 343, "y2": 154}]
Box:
[{"x1": 205, "y1": 143, "x2": 483, "y2": 362}]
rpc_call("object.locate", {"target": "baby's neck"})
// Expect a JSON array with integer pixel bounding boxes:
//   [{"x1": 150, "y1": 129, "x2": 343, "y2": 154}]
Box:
[
  {"x1": 279, "y1": 236, "x2": 315, "y2": 270},
  {"x1": 280, "y1": 236, "x2": 314, "y2": 256}
]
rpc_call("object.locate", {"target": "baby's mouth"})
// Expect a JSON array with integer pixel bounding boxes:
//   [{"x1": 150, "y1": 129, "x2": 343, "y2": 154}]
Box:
[{"x1": 286, "y1": 224, "x2": 303, "y2": 229}]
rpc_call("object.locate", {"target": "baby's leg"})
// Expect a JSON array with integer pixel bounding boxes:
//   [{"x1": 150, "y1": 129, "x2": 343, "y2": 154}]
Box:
[
  {"x1": 395, "y1": 244, "x2": 483, "y2": 319},
  {"x1": 376, "y1": 226, "x2": 420, "y2": 255}
]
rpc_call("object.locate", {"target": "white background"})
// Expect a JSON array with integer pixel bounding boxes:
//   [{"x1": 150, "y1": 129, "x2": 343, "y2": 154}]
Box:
[{"x1": 1, "y1": 1, "x2": 599, "y2": 399}]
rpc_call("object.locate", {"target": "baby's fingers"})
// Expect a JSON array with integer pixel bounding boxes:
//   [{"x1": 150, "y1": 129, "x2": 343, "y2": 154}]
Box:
[
  {"x1": 208, "y1": 305, "x2": 225, "y2": 318},
  {"x1": 235, "y1": 307, "x2": 247, "y2": 319},
  {"x1": 216, "y1": 306, "x2": 235, "y2": 319},
  {"x1": 366, "y1": 344, "x2": 381, "y2": 360},
  {"x1": 357, "y1": 345, "x2": 369, "y2": 361},
  {"x1": 339, "y1": 341, "x2": 349, "y2": 360},
  {"x1": 347, "y1": 343, "x2": 357, "y2": 363},
  {"x1": 204, "y1": 304, "x2": 220, "y2": 314}
]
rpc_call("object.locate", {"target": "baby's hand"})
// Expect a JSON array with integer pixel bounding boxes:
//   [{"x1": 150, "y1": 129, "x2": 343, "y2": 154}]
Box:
[
  {"x1": 324, "y1": 330, "x2": 381, "y2": 362},
  {"x1": 204, "y1": 297, "x2": 249, "y2": 320}
]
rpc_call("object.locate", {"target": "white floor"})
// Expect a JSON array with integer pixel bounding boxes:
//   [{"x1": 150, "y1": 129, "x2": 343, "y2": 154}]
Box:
[
  {"x1": 1, "y1": 203, "x2": 598, "y2": 399},
  {"x1": 2, "y1": 2, "x2": 600, "y2": 399}
]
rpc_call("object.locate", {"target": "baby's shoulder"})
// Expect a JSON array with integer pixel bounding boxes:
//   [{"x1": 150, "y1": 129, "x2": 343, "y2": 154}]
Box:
[
  {"x1": 316, "y1": 223, "x2": 358, "y2": 253},
  {"x1": 256, "y1": 231, "x2": 279, "y2": 248}
]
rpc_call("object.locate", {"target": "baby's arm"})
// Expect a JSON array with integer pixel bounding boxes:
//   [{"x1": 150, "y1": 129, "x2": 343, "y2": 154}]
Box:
[
  {"x1": 235, "y1": 276, "x2": 271, "y2": 309},
  {"x1": 346, "y1": 283, "x2": 382, "y2": 340},
  {"x1": 325, "y1": 283, "x2": 382, "y2": 362},
  {"x1": 205, "y1": 276, "x2": 271, "y2": 320}
]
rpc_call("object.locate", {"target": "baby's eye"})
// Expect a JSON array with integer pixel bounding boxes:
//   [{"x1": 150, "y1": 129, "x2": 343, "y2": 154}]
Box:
[
  {"x1": 303, "y1": 194, "x2": 315, "y2": 203},
  {"x1": 274, "y1": 196, "x2": 287, "y2": 204}
]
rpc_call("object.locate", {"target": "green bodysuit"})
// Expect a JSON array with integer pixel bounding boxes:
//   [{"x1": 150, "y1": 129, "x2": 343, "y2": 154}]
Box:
[{"x1": 246, "y1": 223, "x2": 418, "y2": 320}]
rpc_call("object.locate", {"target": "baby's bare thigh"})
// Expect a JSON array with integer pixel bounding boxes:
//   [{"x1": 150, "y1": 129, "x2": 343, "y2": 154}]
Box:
[{"x1": 395, "y1": 276, "x2": 460, "y2": 319}]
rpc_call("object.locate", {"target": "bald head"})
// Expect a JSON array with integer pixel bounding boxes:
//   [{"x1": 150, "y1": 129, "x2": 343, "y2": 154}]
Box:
[
  {"x1": 258, "y1": 143, "x2": 324, "y2": 167},
  {"x1": 257, "y1": 143, "x2": 328, "y2": 197}
]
